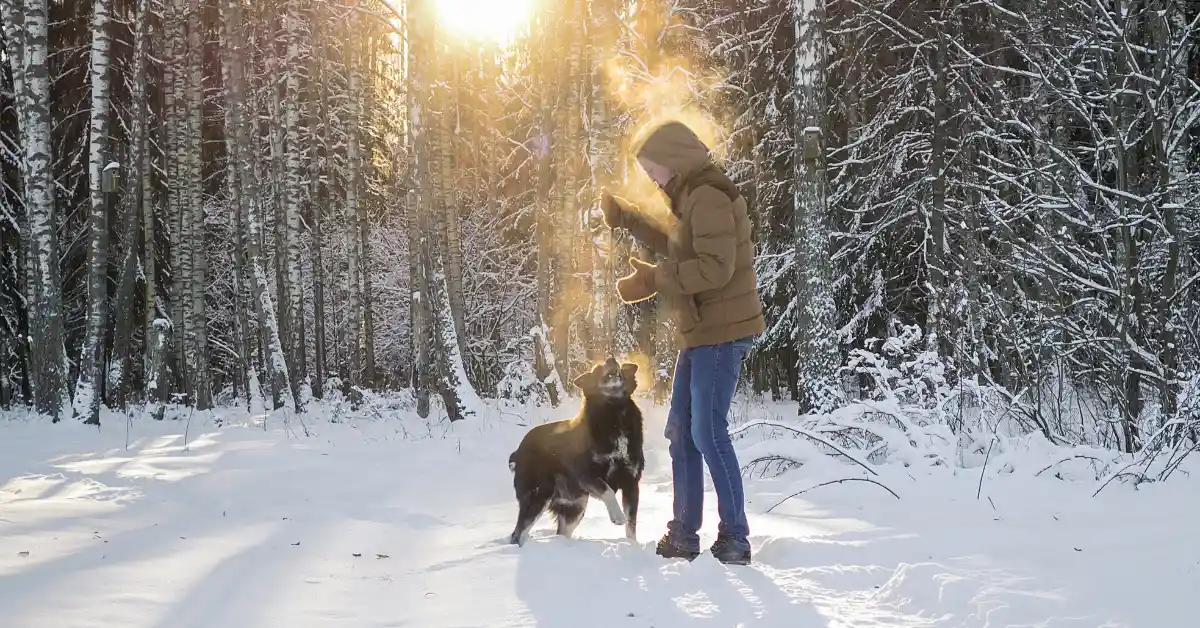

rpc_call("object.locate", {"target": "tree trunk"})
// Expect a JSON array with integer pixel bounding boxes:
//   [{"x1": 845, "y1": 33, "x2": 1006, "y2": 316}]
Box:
[
  {"x1": 792, "y1": 0, "x2": 842, "y2": 413},
  {"x1": 344, "y1": 39, "x2": 363, "y2": 393},
  {"x1": 187, "y1": 0, "x2": 211, "y2": 409},
  {"x1": 587, "y1": 0, "x2": 618, "y2": 358},
  {"x1": 283, "y1": 0, "x2": 307, "y2": 404},
  {"x1": 22, "y1": 0, "x2": 69, "y2": 420},
  {"x1": 309, "y1": 10, "x2": 329, "y2": 400},
  {"x1": 227, "y1": 0, "x2": 292, "y2": 411},
  {"x1": 107, "y1": 0, "x2": 153, "y2": 411},
  {"x1": 410, "y1": 0, "x2": 480, "y2": 420},
  {"x1": 219, "y1": 0, "x2": 252, "y2": 408},
  {"x1": 533, "y1": 11, "x2": 561, "y2": 406},
  {"x1": 552, "y1": 0, "x2": 584, "y2": 385},
  {"x1": 73, "y1": 0, "x2": 113, "y2": 424},
  {"x1": 926, "y1": 23, "x2": 949, "y2": 359},
  {"x1": 436, "y1": 46, "x2": 468, "y2": 371},
  {"x1": 169, "y1": 0, "x2": 190, "y2": 399},
  {"x1": 405, "y1": 7, "x2": 430, "y2": 415}
]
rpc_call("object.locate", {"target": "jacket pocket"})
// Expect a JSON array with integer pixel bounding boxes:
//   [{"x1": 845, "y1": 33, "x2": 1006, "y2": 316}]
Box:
[{"x1": 672, "y1": 294, "x2": 701, "y2": 333}]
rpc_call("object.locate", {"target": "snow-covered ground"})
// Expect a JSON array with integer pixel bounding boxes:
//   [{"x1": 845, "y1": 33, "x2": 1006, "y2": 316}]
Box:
[{"x1": 1, "y1": 400, "x2": 1196, "y2": 627}]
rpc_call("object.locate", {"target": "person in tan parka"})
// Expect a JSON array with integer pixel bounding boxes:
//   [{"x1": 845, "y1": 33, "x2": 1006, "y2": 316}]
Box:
[{"x1": 600, "y1": 119, "x2": 765, "y2": 565}]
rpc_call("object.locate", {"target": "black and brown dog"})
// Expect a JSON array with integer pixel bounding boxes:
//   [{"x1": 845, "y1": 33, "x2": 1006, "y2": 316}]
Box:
[{"x1": 507, "y1": 358, "x2": 645, "y2": 546}]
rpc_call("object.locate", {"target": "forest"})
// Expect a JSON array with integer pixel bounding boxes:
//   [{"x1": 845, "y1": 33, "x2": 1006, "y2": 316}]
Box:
[{"x1": 1, "y1": 0, "x2": 1198, "y2": 458}]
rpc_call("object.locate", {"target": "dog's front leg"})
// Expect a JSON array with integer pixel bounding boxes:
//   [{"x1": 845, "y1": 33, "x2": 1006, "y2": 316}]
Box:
[
  {"x1": 582, "y1": 479, "x2": 627, "y2": 526},
  {"x1": 621, "y1": 482, "x2": 639, "y2": 541}
]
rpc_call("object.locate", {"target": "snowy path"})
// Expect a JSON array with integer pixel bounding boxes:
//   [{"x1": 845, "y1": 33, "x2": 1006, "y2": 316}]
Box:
[{"x1": 1, "y1": 406, "x2": 1196, "y2": 627}]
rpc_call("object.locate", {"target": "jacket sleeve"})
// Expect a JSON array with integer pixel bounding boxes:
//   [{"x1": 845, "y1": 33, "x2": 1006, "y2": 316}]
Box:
[
  {"x1": 653, "y1": 186, "x2": 737, "y2": 295},
  {"x1": 613, "y1": 197, "x2": 670, "y2": 256}
]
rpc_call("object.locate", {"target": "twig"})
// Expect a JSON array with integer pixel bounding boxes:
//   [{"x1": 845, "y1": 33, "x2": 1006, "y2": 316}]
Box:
[
  {"x1": 765, "y1": 477, "x2": 899, "y2": 513},
  {"x1": 295, "y1": 407, "x2": 311, "y2": 438},
  {"x1": 183, "y1": 405, "x2": 195, "y2": 452},
  {"x1": 742, "y1": 455, "x2": 803, "y2": 479},
  {"x1": 977, "y1": 438, "x2": 995, "y2": 500},
  {"x1": 1092, "y1": 458, "x2": 1146, "y2": 497},
  {"x1": 1034, "y1": 455, "x2": 1109, "y2": 477},
  {"x1": 730, "y1": 420, "x2": 879, "y2": 476}
]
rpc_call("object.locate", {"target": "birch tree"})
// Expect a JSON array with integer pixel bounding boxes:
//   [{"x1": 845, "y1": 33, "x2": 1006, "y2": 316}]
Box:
[
  {"x1": 72, "y1": 0, "x2": 113, "y2": 424},
  {"x1": 226, "y1": 0, "x2": 292, "y2": 410},
  {"x1": 22, "y1": 0, "x2": 69, "y2": 420}
]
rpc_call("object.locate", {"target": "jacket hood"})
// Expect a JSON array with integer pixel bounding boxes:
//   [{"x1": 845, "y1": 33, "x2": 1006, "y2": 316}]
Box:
[{"x1": 634, "y1": 120, "x2": 711, "y2": 176}]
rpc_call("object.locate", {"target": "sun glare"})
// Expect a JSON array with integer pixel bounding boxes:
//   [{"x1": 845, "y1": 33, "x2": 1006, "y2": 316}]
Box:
[{"x1": 434, "y1": 0, "x2": 534, "y2": 43}]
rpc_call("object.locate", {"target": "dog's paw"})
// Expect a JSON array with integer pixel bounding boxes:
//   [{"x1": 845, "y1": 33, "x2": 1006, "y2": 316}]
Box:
[
  {"x1": 609, "y1": 510, "x2": 627, "y2": 526},
  {"x1": 624, "y1": 523, "x2": 637, "y2": 542}
]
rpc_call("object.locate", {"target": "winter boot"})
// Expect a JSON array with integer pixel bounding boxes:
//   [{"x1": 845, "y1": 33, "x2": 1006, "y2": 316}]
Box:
[
  {"x1": 655, "y1": 533, "x2": 700, "y2": 561},
  {"x1": 709, "y1": 534, "x2": 752, "y2": 565}
]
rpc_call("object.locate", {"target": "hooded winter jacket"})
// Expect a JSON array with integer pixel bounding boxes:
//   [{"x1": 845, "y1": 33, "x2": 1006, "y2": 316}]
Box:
[{"x1": 614, "y1": 120, "x2": 766, "y2": 350}]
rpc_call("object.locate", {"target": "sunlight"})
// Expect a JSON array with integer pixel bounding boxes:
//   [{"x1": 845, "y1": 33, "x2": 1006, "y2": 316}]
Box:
[{"x1": 434, "y1": 0, "x2": 534, "y2": 43}]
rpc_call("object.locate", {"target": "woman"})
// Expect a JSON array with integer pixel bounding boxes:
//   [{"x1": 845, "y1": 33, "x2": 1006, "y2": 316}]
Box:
[{"x1": 600, "y1": 120, "x2": 765, "y2": 565}]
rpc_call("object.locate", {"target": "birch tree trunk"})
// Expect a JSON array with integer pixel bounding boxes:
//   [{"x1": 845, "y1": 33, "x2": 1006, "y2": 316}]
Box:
[
  {"x1": 405, "y1": 1, "x2": 431, "y2": 416},
  {"x1": 73, "y1": 0, "x2": 113, "y2": 424},
  {"x1": 411, "y1": 0, "x2": 480, "y2": 420},
  {"x1": 187, "y1": 0, "x2": 211, "y2": 408},
  {"x1": 309, "y1": 10, "x2": 329, "y2": 400},
  {"x1": 283, "y1": 0, "x2": 307, "y2": 403},
  {"x1": 533, "y1": 9, "x2": 561, "y2": 406},
  {"x1": 404, "y1": 8, "x2": 431, "y2": 416},
  {"x1": 587, "y1": 0, "x2": 617, "y2": 359},
  {"x1": 344, "y1": 39, "x2": 364, "y2": 393},
  {"x1": 361, "y1": 38, "x2": 378, "y2": 389},
  {"x1": 169, "y1": 0, "x2": 191, "y2": 397},
  {"x1": 219, "y1": 0, "x2": 252, "y2": 408},
  {"x1": 435, "y1": 46, "x2": 468, "y2": 370},
  {"x1": 22, "y1": 0, "x2": 69, "y2": 420},
  {"x1": 268, "y1": 85, "x2": 290, "y2": 396},
  {"x1": 552, "y1": 1, "x2": 584, "y2": 385},
  {"x1": 227, "y1": 0, "x2": 292, "y2": 410}
]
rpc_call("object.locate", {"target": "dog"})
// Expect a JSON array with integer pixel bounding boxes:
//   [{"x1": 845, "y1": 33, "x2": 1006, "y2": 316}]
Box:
[{"x1": 507, "y1": 357, "x2": 645, "y2": 546}]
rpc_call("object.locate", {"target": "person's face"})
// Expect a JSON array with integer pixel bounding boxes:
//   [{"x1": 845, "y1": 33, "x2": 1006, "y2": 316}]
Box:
[{"x1": 638, "y1": 156, "x2": 673, "y2": 189}]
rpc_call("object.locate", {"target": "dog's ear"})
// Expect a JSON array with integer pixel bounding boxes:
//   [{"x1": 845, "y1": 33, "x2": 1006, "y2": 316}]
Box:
[
  {"x1": 621, "y1": 362, "x2": 639, "y2": 394},
  {"x1": 574, "y1": 369, "x2": 598, "y2": 393}
]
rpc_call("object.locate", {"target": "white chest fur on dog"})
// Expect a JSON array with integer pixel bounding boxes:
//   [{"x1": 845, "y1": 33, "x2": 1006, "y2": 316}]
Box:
[{"x1": 594, "y1": 435, "x2": 630, "y2": 476}]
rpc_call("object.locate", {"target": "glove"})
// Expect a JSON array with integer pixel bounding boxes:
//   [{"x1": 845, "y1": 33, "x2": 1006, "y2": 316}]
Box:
[
  {"x1": 600, "y1": 192, "x2": 624, "y2": 229},
  {"x1": 616, "y1": 258, "x2": 657, "y2": 304}
]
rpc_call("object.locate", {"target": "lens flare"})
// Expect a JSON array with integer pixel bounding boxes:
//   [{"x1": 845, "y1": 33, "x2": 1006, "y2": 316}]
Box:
[{"x1": 434, "y1": 0, "x2": 534, "y2": 43}]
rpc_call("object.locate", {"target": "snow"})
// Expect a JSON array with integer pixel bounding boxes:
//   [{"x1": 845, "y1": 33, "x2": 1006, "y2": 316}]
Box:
[{"x1": 1, "y1": 400, "x2": 1196, "y2": 628}]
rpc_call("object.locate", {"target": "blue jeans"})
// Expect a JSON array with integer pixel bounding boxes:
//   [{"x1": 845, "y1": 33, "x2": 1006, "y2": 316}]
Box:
[{"x1": 664, "y1": 336, "x2": 753, "y2": 552}]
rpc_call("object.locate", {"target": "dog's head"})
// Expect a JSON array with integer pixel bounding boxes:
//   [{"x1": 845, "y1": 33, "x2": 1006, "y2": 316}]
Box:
[{"x1": 573, "y1": 357, "x2": 638, "y2": 400}]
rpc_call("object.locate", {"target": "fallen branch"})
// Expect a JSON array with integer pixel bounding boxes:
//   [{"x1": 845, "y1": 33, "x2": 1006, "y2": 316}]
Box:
[
  {"x1": 765, "y1": 477, "x2": 899, "y2": 514},
  {"x1": 731, "y1": 420, "x2": 878, "y2": 477}
]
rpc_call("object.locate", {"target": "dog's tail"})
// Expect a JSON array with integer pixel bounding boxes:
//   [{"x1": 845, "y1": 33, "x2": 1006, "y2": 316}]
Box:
[{"x1": 508, "y1": 451, "x2": 517, "y2": 473}]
